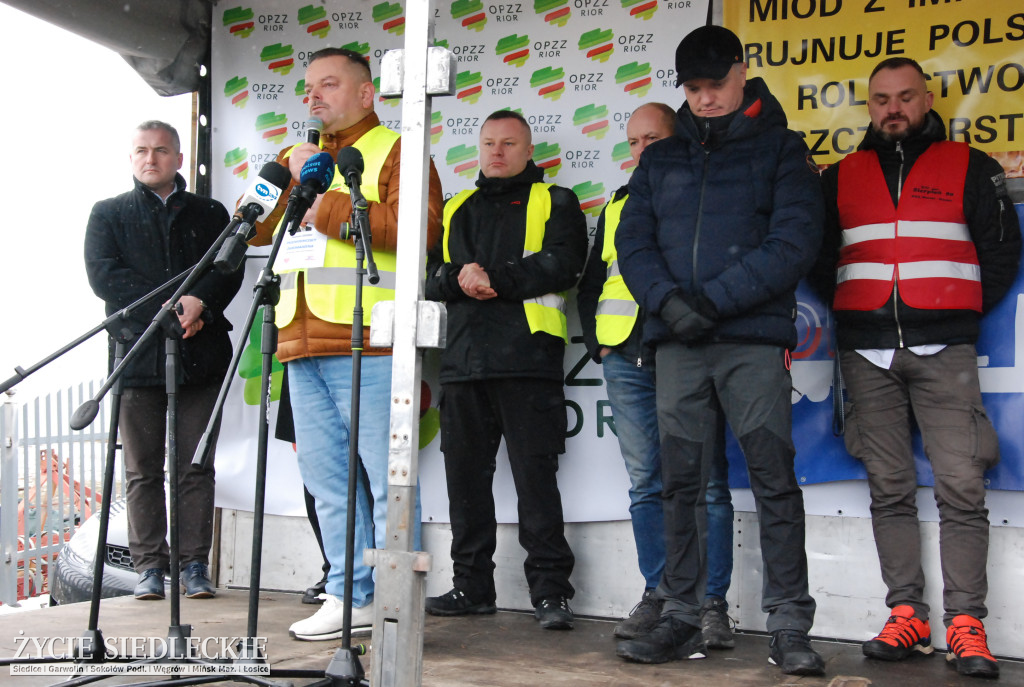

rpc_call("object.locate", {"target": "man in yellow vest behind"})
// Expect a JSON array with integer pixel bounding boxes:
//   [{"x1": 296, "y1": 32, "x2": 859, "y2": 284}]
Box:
[
  {"x1": 423, "y1": 110, "x2": 588, "y2": 630},
  {"x1": 812, "y1": 57, "x2": 1020, "y2": 678},
  {"x1": 576, "y1": 103, "x2": 735, "y2": 648},
  {"x1": 249, "y1": 47, "x2": 443, "y2": 641}
]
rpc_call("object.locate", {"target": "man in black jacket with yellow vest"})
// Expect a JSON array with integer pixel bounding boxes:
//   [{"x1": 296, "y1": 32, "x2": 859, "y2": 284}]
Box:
[
  {"x1": 424, "y1": 110, "x2": 587, "y2": 630},
  {"x1": 813, "y1": 57, "x2": 1020, "y2": 679}
]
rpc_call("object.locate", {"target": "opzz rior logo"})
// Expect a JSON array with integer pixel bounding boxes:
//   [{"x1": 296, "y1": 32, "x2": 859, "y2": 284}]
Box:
[
  {"x1": 447, "y1": 143, "x2": 480, "y2": 179},
  {"x1": 451, "y1": 0, "x2": 487, "y2": 31},
  {"x1": 621, "y1": 0, "x2": 658, "y2": 20},
  {"x1": 223, "y1": 6, "x2": 255, "y2": 38},
  {"x1": 224, "y1": 76, "x2": 249, "y2": 108},
  {"x1": 535, "y1": 0, "x2": 570, "y2": 26},
  {"x1": 373, "y1": 2, "x2": 405, "y2": 35},
  {"x1": 260, "y1": 43, "x2": 294, "y2": 75},
  {"x1": 579, "y1": 28, "x2": 614, "y2": 63},
  {"x1": 574, "y1": 104, "x2": 609, "y2": 140},
  {"x1": 496, "y1": 34, "x2": 530, "y2": 67},
  {"x1": 531, "y1": 67, "x2": 565, "y2": 101},
  {"x1": 299, "y1": 4, "x2": 330, "y2": 38}
]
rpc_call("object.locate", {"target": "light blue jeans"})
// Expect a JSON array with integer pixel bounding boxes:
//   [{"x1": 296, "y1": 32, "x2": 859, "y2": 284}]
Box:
[
  {"x1": 288, "y1": 355, "x2": 421, "y2": 608},
  {"x1": 603, "y1": 350, "x2": 733, "y2": 597}
]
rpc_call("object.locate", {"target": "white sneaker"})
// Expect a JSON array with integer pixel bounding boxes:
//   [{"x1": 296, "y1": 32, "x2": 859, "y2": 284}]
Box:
[{"x1": 288, "y1": 593, "x2": 374, "y2": 641}]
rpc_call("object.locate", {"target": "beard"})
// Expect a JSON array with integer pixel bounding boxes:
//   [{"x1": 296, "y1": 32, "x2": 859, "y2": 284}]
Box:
[{"x1": 873, "y1": 114, "x2": 926, "y2": 143}]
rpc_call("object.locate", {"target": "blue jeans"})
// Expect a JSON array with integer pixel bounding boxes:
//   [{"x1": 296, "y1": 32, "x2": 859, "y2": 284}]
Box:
[
  {"x1": 602, "y1": 351, "x2": 665, "y2": 590},
  {"x1": 604, "y1": 351, "x2": 734, "y2": 597},
  {"x1": 288, "y1": 355, "x2": 421, "y2": 608},
  {"x1": 704, "y1": 428, "x2": 734, "y2": 601}
]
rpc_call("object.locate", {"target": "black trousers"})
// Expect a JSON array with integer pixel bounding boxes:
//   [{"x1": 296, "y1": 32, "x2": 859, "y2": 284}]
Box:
[
  {"x1": 439, "y1": 378, "x2": 575, "y2": 606},
  {"x1": 119, "y1": 384, "x2": 220, "y2": 573},
  {"x1": 655, "y1": 342, "x2": 816, "y2": 633}
]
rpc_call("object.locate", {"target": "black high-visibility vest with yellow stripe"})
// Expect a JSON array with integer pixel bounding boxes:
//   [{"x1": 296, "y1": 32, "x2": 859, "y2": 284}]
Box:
[
  {"x1": 594, "y1": 194, "x2": 639, "y2": 346},
  {"x1": 276, "y1": 125, "x2": 400, "y2": 328},
  {"x1": 442, "y1": 183, "x2": 568, "y2": 341}
]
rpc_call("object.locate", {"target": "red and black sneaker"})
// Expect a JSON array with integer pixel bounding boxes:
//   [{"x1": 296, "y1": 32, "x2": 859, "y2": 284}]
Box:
[
  {"x1": 862, "y1": 605, "x2": 933, "y2": 661},
  {"x1": 946, "y1": 615, "x2": 999, "y2": 679}
]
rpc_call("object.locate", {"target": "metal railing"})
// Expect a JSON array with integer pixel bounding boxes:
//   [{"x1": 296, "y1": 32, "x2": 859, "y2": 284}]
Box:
[{"x1": 0, "y1": 382, "x2": 118, "y2": 605}]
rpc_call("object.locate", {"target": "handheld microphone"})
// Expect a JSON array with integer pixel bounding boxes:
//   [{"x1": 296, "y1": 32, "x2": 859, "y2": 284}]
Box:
[
  {"x1": 235, "y1": 161, "x2": 291, "y2": 227},
  {"x1": 215, "y1": 161, "x2": 292, "y2": 273},
  {"x1": 306, "y1": 117, "x2": 323, "y2": 145},
  {"x1": 300, "y1": 151, "x2": 335, "y2": 191},
  {"x1": 283, "y1": 151, "x2": 336, "y2": 234},
  {"x1": 336, "y1": 146, "x2": 364, "y2": 191}
]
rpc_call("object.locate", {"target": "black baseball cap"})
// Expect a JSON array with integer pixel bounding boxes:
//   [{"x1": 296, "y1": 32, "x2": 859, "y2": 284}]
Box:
[{"x1": 674, "y1": 25, "x2": 744, "y2": 86}]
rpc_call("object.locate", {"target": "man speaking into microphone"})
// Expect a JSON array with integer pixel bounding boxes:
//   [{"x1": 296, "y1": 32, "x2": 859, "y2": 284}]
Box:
[{"x1": 248, "y1": 47, "x2": 444, "y2": 641}]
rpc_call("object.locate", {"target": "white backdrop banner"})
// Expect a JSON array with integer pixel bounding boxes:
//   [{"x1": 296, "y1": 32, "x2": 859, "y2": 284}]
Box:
[
  {"x1": 209, "y1": 0, "x2": 707, "y2": 521},
  {"x1": 207, "y1": 1, "x2": 1024, "y2": 524}
]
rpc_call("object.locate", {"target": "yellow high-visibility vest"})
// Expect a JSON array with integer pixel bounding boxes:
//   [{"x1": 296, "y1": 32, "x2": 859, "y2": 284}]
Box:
[
  {"x1": 276, "y1": 125, "x2": 400, "y2": 328},
  {"x1": 442, "y1": 182, "x2": 568, "y2": 341},
  {"x1": 594, "y1": 194, "x2": 639, "y2": 346}
]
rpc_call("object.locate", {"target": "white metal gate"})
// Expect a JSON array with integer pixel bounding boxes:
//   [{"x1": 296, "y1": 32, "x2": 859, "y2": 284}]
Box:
[{"x1": 0, "y1": 384, "x2": 116, "y2": 605}]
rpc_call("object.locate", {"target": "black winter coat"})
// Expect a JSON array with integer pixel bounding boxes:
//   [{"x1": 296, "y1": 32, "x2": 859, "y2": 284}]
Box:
[
  {"x1": 616, "y1": 77, "x2": 825, "y2": 350},
  {"x1": 811, "y1": 110, "x2": 1022, "y2": 350},
  {"x1": 425, "y1": 161, "x2": 588, "y2": 383},
  {"x1": 84, "y1": 174, "x2": 244, "y2": 387}
]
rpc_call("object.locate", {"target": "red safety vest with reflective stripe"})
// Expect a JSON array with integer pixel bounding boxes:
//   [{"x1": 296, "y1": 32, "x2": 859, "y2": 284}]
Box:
[{"x1": 834, "y1": 141, "x2": 980, "y2": 312}]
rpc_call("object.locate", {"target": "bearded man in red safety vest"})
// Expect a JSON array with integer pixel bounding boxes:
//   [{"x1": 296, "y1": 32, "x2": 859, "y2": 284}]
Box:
[{"x1": 813, "y1": 56, "x2": 1021, "y2": 680}]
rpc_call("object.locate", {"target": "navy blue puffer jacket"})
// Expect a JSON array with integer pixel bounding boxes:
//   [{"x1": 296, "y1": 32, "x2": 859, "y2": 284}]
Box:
[{"x1": 616, "y1": 77, "x2": 824, "y2": 350}]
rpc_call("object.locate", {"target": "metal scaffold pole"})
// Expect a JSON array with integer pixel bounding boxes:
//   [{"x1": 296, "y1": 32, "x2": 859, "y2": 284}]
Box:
[{"x1": 368, "y1": 1, "x2": 455, "y2": 685}]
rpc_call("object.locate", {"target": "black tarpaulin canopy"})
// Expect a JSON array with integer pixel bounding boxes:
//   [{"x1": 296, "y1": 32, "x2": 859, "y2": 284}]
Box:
[{"x1": 2, "y1": 0, "x2": 214, "y2": 96}]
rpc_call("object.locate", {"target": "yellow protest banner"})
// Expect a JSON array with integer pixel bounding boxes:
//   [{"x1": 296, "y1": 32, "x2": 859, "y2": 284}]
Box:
[{"x1": 724, "y1": 0, "x2": 1023, "y2": 165}]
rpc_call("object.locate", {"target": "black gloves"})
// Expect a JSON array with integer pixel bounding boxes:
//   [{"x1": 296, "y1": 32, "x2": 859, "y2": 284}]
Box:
[{"x1": 660, "y1": 292, "x2": 715, "y2": 343}]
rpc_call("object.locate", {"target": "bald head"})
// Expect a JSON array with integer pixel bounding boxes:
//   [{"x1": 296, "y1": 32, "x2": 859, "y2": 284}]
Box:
[{"x1": 627, "y1": 103, "x2": 676, "y2": 163}]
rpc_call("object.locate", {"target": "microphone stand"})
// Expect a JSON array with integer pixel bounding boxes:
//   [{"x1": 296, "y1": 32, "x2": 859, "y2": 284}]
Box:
[
  {"x1": 0, "y1": 272, "x2": 185, "y2": 670},
  {"x1": 51, "y1": 213, "x2": 286, "y2": 687},
  {"x1": 190, "y1": 191, "x2": 302, "y2": 666},
  {"x1": 191, "y1": 188, "x2": 364, "y2": 685},
  {"x1": 346, "y1": 178, "x2": 379, "y2": 286},
  {"x1": 269, "y1": 182, "x2": 376, "y2": 687},
  {"x1": 0, "y1": 272, "x2": 189, "y2": 395},
  {"x1": 331, "y1": 180, "x2": 375, "y2": 686}
]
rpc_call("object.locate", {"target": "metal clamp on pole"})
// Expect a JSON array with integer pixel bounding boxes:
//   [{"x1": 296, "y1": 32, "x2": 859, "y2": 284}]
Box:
[
  {"x1": 369, "y1": 300, "x2": 447, "y2": 350},
  {"x1": 378, "y1": 47, "x2": 457, "y2": 98}
]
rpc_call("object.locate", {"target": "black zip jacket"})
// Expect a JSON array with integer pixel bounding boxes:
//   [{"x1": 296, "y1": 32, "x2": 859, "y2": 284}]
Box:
[
  {"x1": 85, "y1": 174, "x2": 244, "y2": 387},
  {"x1": 811, "y1": 111, "x2": 1021, "y2": 350},
  {"x1": 425, "y1": 161, "x2": 588, "y2": 383}
]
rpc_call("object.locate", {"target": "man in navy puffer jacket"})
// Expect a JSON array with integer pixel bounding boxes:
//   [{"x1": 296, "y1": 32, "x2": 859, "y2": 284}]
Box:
[{"x1": 614, "y1": 25, "x2": 826, "y2": 676}]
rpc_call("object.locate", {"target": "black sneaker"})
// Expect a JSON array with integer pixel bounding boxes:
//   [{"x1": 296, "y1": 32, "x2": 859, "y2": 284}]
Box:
[
  {"x1": 614, "y1": 590, "x2": 663, "y2": 639},
  {"x1": 534, "y1": 596, "x2": 574, "y2": 630},
  {"x1": 700, "y1": 597, "x2": 736, "y2": 649},
  {"x1": 768, "y1": 629, "x2": 826, "y2": 676},
  {"x1": 425, "y1": 588, "x2": 496, "y2": 617},
  {"x1": 301, "y1": 572, "x2": 328, "y2": 605},
  {"x1": 616, "y1": 615, "x2": 706, "y2": 664}
]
